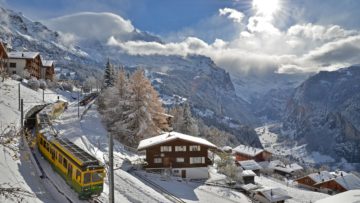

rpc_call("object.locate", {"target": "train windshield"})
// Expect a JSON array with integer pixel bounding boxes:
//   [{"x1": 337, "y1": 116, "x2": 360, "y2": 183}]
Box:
[{"x1": 91, "y1": 171, "x2": 103, "y2": 182}]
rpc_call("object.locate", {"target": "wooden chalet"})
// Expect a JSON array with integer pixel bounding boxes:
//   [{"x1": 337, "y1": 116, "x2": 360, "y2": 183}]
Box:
[
  {"x1": 295, "y1": 171, "x2": 334, "y2": 191},
  {"x1": 0, "y1": 42, "x2": 8, "y2": 73},
  {"x1": 137, "y1": 131, "x2": 217, "y2": 179},
  {"x1": 241, "y1": 170, "x2": 256, "y2": 184},
  {"x1": 233, "y1": 144, "x2": 272, "y2": 162},
  {"x1": 41, "y1": 60, "x2": 55, "y2": 81},
  {"x1": 7, "y1": 52, "x2": 42, "y2": 79},
  {"x1": 314, "y1": 173, "x2": 360, "y2": 194}
]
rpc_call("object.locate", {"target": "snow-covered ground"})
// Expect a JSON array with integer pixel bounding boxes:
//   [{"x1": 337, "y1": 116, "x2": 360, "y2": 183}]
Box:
[
  {"x1": 0, "y1": 79, "x2": 67, "y2": 203},
  {"x1": 255, "y1": 176, "x2": 329, "y2": 203}
]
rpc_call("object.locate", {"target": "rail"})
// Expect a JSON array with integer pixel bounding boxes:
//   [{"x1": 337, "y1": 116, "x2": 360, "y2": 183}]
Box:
[{"x1": 131, "y1": 170, "x2": 186, "y2": 203}]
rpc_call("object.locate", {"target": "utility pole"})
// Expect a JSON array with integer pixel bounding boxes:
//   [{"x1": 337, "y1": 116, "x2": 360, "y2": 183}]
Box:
[
  {"x1": 20, "y1": 99, "x2": 23, "y2": 134},
  {"x1": 18, "y1": 83, "x2": 21, "y2": 111},
  {"x1": 77, "y1": 90, "x2": 80, "y2": 118},
  {"x1": 42, "y1": 88, "x2": 45, "y2": 102},
  {"x1": 109, "y1": 133, "x2": 114, "y2": 203}
]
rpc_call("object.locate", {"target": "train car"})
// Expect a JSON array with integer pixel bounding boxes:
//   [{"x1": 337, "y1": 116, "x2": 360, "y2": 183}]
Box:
[{"x1": 35, "y1": 101, "x2": 105, "y2": 199}]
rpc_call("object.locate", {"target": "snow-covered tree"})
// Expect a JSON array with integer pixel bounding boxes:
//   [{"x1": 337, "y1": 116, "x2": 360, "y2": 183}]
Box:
[
  {"x1": 28, "y1": 77, "x2": 40, "y2": 91},
  {"x1": 99, "y1": 68, "x2": 169, "y2": 146},
  {"x1": 103, "y1": 59, "x2": 116, "y2": 88},
  {"x1": 216, "y1": 152, "x2": 242, "y2": 182},
  {"x1": 169, "y1": 103, "x2": 199, "y2": 136}
]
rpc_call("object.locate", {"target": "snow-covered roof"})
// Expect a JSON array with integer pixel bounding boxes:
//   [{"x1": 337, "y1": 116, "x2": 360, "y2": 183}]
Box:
[
  {"x1": 238, "y1": 160, "x2": 262, "y2": 171},
  {"x1": 241, "y1": 170, "x2": 256, "y2": 177},
  {"x1": 137, "y1": 131, "x2": 217, "y2": 150},
  {"x1": 315, "y1": 173, "x2": 360, "y2": 190},
  {"x1": 221, "y1": 146, "x2": 232, "y2": 152},
  {"x1": 42, "y1": 60, "x2": 54, "y2": 67},
  {"x1": 240, "y1": 183, "x2": 259, "y2": 191},
  {"x1": 272, "y1": 163, "x2": 303, "y2": 174},
  {"x1": 315, "y1": 190, "x2": 360, "y2": 203},
  {"x1": 307, "y1": 171, "x2": 333, "y2": 184},
  {"x1": 233, "y1": 144, "x2": 264, "y2": 157},
  {"x1": 257, "y1": 188, "x2": 292, "y2": 202},
  {"x1": 8, "y1": 51, "x2": 39, "y2": 59}
]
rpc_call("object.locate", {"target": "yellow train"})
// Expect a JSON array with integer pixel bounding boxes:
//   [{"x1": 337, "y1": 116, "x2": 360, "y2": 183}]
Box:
[{"x1": 35, "y1": 101, "x2": 105, "y2": 199}]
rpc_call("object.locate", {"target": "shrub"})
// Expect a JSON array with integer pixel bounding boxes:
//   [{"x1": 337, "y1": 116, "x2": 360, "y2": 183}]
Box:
[
  {"x1": 11, "y1": 74, "x2": 22, "y2": 81},
  {"x1": 39, "y1": 79, "x2": 47, "y2": 90},
  {"x1": 28, "y1": 77, "x2": 40, "y2": 91}
]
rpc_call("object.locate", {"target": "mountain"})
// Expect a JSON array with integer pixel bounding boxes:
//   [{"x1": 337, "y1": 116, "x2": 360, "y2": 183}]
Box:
[
  {"x1": 0, "y1": 7, "x2": 262, "y2": 147},
  {"x1": 283, "y1": 66, "x2": 360, "y2": 162}
]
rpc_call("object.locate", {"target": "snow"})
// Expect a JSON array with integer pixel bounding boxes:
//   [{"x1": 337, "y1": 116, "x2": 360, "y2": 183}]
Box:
[
  {"x1": 241, "y1": 170, "x2": 256, "y2": 177},
  {"x1": 255, "y1": 188, "x2": 292, "y2": 202},
  {"x1": 315, "y1": 190, "x2": 360, "y2": 203},
  {"x1": 137, "y1": 131, "x2": 217, "y2": 151},
  {"x1": 255, "y1": 176, "x2": 329, "y2": 203},
  {"x1": 232, "y1": 144, "x2": 264, "y2": 157},
  {"x1": 238, "y1": 160, "x2": 262, "y2": 171},
  {"x1": 42, "y1": 60, "x2": 54, "y2": 67},
  {"x1": 308, "y1": 171, "x2": 334, "y2": 183},
  {"x1": 0, "y1": 79, "x2": 67, "y2": 203},
  {"x1": 8, "y1": 51, "x2": 39, "y2": 59}
]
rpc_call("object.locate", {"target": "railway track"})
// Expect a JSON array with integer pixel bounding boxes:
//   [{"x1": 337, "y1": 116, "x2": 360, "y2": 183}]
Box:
[{"x1": 131, "y1": 171, "x2": 186, "y2": 203}]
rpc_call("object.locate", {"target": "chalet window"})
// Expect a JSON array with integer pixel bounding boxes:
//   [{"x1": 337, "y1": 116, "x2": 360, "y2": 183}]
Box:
[
  {"x1": 160, "y1": 146, "x2": 172, "y2": 152},
  {"x1": 9, "y1": 63, "x2": 16, "y2": 68},
  {"x1": 189, "y1": 145, "x2": 201, "y2": 151},
  {"x1": 190, "y1": 157, "x2": 205, "y2": 164},
  {"x1": 154, "y1": 158, "x2": 162, "y2": 163},
  {"x1": 173, "y1": 170, "x2": 179, "y2": 173},
  {"x1": 175, "y1": 146, "x2": 186, "y2": 152},
  {"x1": 176, "y1": 157, "x2": 185, "y2": 163},
  {"x1": 12, "y1": 71, "x2": 16, "y2": 74}
]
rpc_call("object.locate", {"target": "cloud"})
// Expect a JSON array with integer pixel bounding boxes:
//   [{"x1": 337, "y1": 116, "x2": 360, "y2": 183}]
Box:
[
  {"x1": 44, "y1": 12, "x2": 134, "y2": 41},
  {"x1": 219, "y1": 8, "x2": 244, "y2": 23}
]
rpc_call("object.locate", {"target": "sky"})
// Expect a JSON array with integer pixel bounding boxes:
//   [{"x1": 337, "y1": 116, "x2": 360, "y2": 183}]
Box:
[{"x1": 2, "y1": 0, "x2": 360, "y2": 74}]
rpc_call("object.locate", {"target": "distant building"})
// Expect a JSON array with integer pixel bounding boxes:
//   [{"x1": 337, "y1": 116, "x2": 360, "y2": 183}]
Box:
[
  {"x1": 238, "y1": 160, "x2": 262, "y2": 175},
  {"x1": 261, "y1": 160, "x2": 303, "y2": 177},
  {"x1": 241, "y1": 170, "x2": 256, "y2": 184},
  {"x1": 314, "y1": 173, "x2": 360, "y2": 194},
  {"x1": 7, "y1": 52, "x2": 42, "y2": 79},
  {"x1": 295, "y1": 171, "x2": 334, "y2": 191},
  {"x1": 233, "y1": 144, "x2": 272, "y2": 162},
  {"x1": 137, "y1": 131, "x2": 217, "y2": 179},
  {"x1": 41, "y1": 60, "x2": 55, "y2": 81},
  {"x1": 253, "y1": 188, "x2": 292, "y2": 203},
  {"x1": 0, "y1": 42, "x2": 8, "y2": 73}
]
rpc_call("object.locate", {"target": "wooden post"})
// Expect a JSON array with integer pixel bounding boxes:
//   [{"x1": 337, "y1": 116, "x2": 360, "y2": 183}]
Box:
[{"x1": 18, "y1": 83, "x2": 21, "y2": 111}]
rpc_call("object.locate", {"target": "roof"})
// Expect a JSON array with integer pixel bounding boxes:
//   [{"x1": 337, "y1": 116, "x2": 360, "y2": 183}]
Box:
[
  {"x1": 238, "y1": 160, "x2": 262, "y2": 171},
  {"x1": 233, "y1": 144, "x2": 264, "y2": 157},
  {"x1": 241, "y1": 170, "x2": 256, "y2": 177},
  {"x1": 8, "y1": 52, "x2": 40, "y2": 59},
  {"x1": 240, "y1": 183, "x2": 259, "y2": 191},
  {"x1": 315, "y1": 190, "x2": 360, "y2": 203},
  {"x1": 307, "y1": 171, "x2": 334, "y2": 184},
  {"x1": 272, "y1": 163, "x2": 303, "y2": 174},
  {"x1": 257, "y1": 188, "x2": 292, "y2": 202},
  {"x1": 315, "y1": 173, "x2": 360, "y2": 190},
  {"x1": 137, "y1": 131, "x2": 217, "y2": 150},
  {"x1": 42, "y1": 60, "x2": 54, "y2": 67}
]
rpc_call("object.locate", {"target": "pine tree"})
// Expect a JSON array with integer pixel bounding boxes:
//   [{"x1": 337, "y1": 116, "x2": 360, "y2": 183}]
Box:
[
  {"x1": 103, "y1": 58, "x2": 116, "y2": 88},
  {"x1": 181, "y1": 103, "x2": 199, "y2": 136}
]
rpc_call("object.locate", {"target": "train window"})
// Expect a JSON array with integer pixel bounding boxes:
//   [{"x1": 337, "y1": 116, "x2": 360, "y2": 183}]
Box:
[
  {"x1": 84, "y1": 173, "x2": 91, "y2": 184},
  {"x1": 91, "y1": 171, "x2": 103, "y2": 182},
  {"x1": 76, "y1": 170, "x2": 81, "y2": 182},
  {"x1": 58, "y1": 154, "x2": 63, "y2": 163},
  {"x1": 63, "y1": 158, "x2": 67, "y2": 168}
]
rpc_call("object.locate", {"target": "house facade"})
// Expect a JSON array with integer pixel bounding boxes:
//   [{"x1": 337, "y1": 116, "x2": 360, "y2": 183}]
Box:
[
  {"x1": 7, "y1": 52, "x2": 42, "y2": 79},
  {"x1": 314, "y1": 173, "x2": 360, "y2": 194},
  {"x1": 137, "y1": 132, "x2": 217, "y2": 179},
  {"x1": 233, "y1": 145, "x2": 272, "y2": 162},
  {"x1": 41, "y1": 60, "x2": 55, "y2": 81},
  {"x1": 295, "y1": 171, "x2": 334, "y2": 191}
]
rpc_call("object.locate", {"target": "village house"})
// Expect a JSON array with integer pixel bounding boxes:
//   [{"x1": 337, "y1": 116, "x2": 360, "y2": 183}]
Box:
[
  {"x1": 0, "y1": 42, "x2": 8, "y2": 74},
  {"x1": 252, "y1": 188, "x2": 292, "y2": 203},
  {"x1": 232, "y1": 144, "x2": 272, "y2": 162},
  {"x1": 137, "y1": 131, "x2": 217, "y2": 179},
  {"x1": 41, "y1": 60, "x2": 55, "y2": 81},
  {"x1": 238, "y1": 160, "x2": 263, "y2": 175},
  {"x1": 262, "y1": 160, "x2": 303, "y2": 177},
  {"x1": 241, "y1": 170, "x2": 256, "y2": 184},
  {"x1": 295, "y1": 171, "x2": 334, "y2": 191},
  {"x1": 314, "y1": 173, "x2": 360, "y2": 194},
  {"x1": 7, "y1": 52, "x2": 42, "y2": 79}
]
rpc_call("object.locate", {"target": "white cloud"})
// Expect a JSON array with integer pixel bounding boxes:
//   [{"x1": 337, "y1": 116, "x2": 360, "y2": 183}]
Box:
[
  {"x1": 219, "y1": 8, "x2": 245, "y2": 23},
  {"x1": 44, "y1": 12, "x2": 134, "y2": 41}
]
